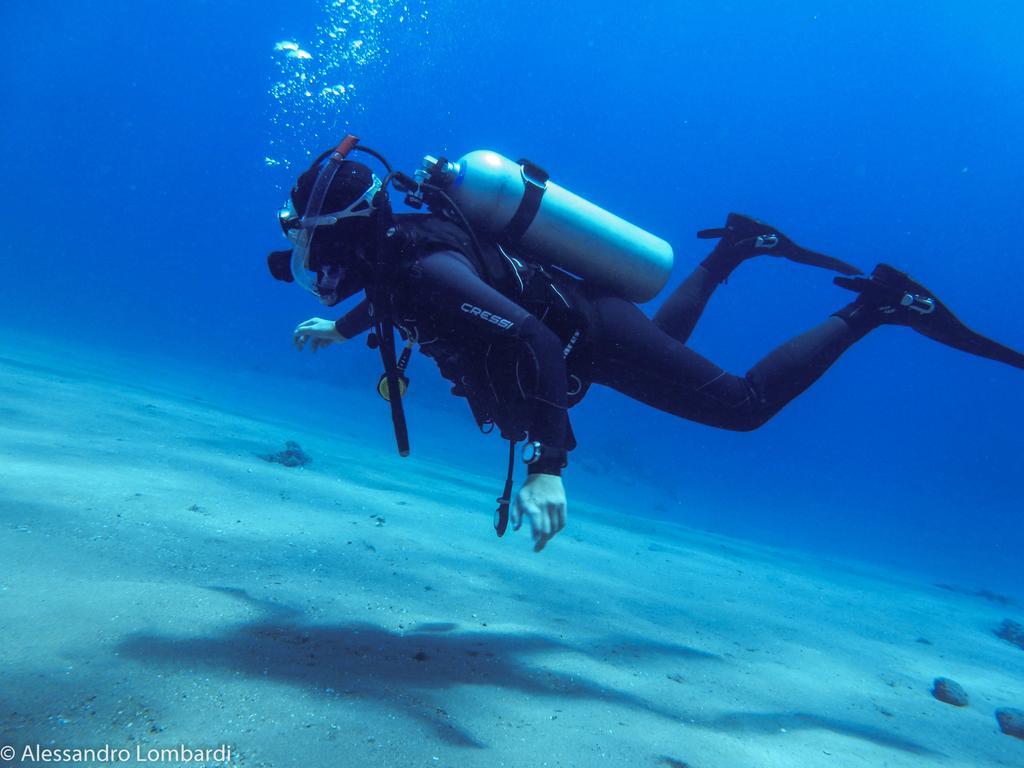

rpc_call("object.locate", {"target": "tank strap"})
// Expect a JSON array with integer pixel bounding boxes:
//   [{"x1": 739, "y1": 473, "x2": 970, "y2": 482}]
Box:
[{"x1": 503, "y1": 159, "x2": 549, "y2": 244}]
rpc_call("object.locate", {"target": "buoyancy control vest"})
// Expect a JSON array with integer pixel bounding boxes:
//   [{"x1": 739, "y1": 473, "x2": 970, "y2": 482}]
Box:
[{"x1": 390, "y1": 212, "x2": 588, "y2": 446}]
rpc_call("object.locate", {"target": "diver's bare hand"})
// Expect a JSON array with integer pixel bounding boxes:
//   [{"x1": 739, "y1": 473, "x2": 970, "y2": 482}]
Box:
[
  {"x1": 293, "y1": 318, "x2": 345, "y2": 353},
  {"x1": 512, "y1": 473, "x2": 567, "y2": 552}
]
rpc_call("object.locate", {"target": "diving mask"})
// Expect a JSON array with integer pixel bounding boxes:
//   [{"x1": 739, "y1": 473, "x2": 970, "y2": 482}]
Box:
[{"x1": 279, "y1": 172, "x2": 382, "y2": 296}]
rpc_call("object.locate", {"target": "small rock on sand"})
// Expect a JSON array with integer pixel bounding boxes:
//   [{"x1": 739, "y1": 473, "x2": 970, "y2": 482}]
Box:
[
  {"x1": 261, "y1": 440, "x2": 311, "y2": 467},
  {"x1": 931, "y1": 677, "x2": 969, "y2": 707},
  {"x1": 996, "y1": 708, "x2": 1024, "y2": 739},
  {"x1": 994, "y1": 619, "x2": 1024, "y2": 651}
]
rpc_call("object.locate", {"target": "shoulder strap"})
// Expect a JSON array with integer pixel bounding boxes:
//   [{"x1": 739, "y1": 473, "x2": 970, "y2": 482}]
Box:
[{"x1": 395, "y1": 213, "x2": 513, "y2": 290}]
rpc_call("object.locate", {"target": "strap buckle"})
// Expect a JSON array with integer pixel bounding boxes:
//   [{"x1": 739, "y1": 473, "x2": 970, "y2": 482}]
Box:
[
  {"x1": 520, "y1": 160, "x2": 549, "y2": 190},
  {"x1": 900, "y1": 292, "x2": 936, "y2": 315}
]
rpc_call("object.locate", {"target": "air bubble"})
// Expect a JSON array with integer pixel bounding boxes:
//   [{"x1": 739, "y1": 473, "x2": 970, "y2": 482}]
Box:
[{"x1": 267, "y1": 0, "x2": 427, "y2": 170}]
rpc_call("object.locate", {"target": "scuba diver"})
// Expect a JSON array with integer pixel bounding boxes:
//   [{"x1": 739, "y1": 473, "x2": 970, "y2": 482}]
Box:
[{"x1": 267, "y1": 135, "x2": 1024, "y2": 553}]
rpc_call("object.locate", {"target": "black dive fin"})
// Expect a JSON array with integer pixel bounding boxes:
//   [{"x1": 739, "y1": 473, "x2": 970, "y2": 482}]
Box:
[
  {"x1": 835, "y1": 264, "x2": 1024, "y2": 370},
  {"x1": 696, "y1": 226, "x2": 728, "y2": 239},
  {"x1": 781, "y1": 243, "x2": 864, "y2": 276},
  {"x1": 699, "y1": 213, "x2": 863, "y2": 276}
]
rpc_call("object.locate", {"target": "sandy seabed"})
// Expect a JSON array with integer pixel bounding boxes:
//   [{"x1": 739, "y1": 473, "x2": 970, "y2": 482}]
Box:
[{"x1": 1, "y1": 337, "x2": 1021, "y2": 768}]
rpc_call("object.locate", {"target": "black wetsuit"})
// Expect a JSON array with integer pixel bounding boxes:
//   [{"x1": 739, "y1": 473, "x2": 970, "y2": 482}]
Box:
[{"x1": 335, "y1": 215, "x2": 864, "y2": 475}]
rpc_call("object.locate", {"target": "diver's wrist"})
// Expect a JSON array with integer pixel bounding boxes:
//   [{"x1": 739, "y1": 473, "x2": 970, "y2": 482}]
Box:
[
  {"x1": 523, "y1": 441, "x2": 567, "y2": 476},
  {"x1": 527, "y1": 462, "x2": 562, "y2": 476},
  {"x1": 331, "y1": 319, "x2": 350, "y2": 340}
]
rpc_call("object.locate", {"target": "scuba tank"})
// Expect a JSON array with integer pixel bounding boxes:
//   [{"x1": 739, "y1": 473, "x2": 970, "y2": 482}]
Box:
[{"x1": 406, "y1": 150, "x2": 674, "y2": 303}]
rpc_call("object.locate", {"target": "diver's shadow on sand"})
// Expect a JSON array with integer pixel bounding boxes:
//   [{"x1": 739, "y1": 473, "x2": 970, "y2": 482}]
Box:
[
  {"x1": 119, "y1": 587, "x2": 709, "y2": 747},
  {"x1": 700, "y1": 711, "x2": 942, "y2": 757},
  {"x1": 117, "y1": 588, "x2": 936, "y2": 756}
]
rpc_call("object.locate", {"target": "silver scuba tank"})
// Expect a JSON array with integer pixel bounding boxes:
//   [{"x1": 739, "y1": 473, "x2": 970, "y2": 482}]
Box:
[{"x1": 416, "y1": 150, "x2": 673, "y2": 303}]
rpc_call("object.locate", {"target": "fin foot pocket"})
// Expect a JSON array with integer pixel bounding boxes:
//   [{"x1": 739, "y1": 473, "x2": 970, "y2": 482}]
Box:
[
  {"x1": 698, "y1": 212, "x2": 862, "y2": 275},
  {"x1": 835, "y1": 264, "x2": 1024, "y2": 370}
]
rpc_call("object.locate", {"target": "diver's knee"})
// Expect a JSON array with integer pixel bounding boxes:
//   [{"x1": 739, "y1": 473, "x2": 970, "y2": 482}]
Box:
[{"x1": 726, "y1": 410, "x2": 773, "y2": 432}]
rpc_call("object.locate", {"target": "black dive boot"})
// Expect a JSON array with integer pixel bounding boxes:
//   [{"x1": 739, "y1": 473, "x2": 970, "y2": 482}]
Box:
[
  {"x1": 835, "y1": 263, "x2": 1024, "y2": 370},
  {"x1": 698, "y1": 212, "x2": 863, "y2": 281}
]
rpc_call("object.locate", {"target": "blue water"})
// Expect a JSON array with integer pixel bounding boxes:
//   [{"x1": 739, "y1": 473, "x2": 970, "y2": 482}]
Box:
[{"x1": 2, "y1": 0, "x2": 1022, "y2": 596}]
